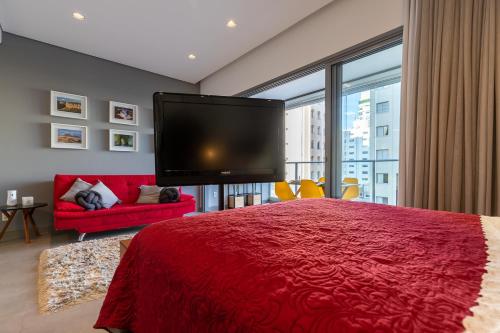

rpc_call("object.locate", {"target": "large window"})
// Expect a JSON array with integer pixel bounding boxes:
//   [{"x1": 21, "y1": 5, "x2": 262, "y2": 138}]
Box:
[
  {"x1": 224, "y1": 30, "x2": 402, "y2": 206},
  {"x1": 250, "y1": 70, "x2": 326, "y2": 197},
  {"x1": 337, "y1": 43, "x2": 402, "y2": 205}
]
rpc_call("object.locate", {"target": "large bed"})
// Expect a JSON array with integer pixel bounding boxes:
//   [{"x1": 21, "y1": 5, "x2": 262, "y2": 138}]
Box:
[{"x1": 94, "y1": 199, "x2": 500, "y2": 332}]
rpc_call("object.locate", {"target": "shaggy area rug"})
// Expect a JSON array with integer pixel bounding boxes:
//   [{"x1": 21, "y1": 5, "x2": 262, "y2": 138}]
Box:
[{"x1": 38, "y1": 233, "x2": 136, "y2": 313}]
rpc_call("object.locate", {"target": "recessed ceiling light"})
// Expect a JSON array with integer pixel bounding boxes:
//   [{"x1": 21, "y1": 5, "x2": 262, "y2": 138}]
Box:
[
  {"x1": 226, "y1": 20, "x2": 237, "y2": 28},
  {"x1": 73, "y1": 12, "x2": 85, "y2": 20},
  {"x1": 188, "y1": 54, "x2": 196, "y2": 60}
]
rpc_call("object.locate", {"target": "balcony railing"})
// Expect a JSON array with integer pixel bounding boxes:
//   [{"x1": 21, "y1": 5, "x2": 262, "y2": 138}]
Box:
[{"x1": 285, "y1": 159, "x2": 399, "y2": 204}]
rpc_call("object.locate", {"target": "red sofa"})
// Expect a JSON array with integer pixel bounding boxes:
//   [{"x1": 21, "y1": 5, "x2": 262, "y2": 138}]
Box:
[{"x1": 53, "y1": 174, "x2": 196, "y2": 240}]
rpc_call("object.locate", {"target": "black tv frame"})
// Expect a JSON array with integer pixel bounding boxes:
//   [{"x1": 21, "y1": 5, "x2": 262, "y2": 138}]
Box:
[{"x1": 153, "y1": 92, "x2": 285, "y2": 189}]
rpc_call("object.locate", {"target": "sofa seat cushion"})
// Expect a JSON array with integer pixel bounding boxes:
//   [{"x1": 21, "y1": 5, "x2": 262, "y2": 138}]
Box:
[
  {"x1": 136, "y1": 185, "x2": 163, "y2": 204},
  {"x1": 55, "y1": 194, "x2": 194, "y2": 219},
  {"x1": 54, "y1": 195, "x2": 196, "y2": 233},
  {"x1": 55, "y1": 201, "x2": 86, "y2": 212}
]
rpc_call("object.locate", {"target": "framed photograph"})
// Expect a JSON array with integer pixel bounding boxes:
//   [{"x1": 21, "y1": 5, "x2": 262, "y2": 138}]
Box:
[
  {"x1": 109, "y1": 129, "x2": 139, "y2": 152},
  {"x1": 50, "y1": 91, "x2": 87, "y2": 119},
  {"x1": 109, "y1": 101, "x2": 138, "y2": 126},
  {"x1": 51, "y1": 123, "x2": 88, "y2": 149}
]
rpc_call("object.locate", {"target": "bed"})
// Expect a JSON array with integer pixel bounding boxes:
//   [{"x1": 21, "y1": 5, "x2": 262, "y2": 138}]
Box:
[{"x1": 94, "y1": 198, "x2": 500, "y2": 332}]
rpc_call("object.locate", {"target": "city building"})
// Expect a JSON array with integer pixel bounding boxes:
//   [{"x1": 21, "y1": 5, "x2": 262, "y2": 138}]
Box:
[
  {"x1": 284, "y1": 100, "x2": 325, "y2": 182},
  {"x1": 342, "y1": 71, "x2": 401, "y2": 205}
]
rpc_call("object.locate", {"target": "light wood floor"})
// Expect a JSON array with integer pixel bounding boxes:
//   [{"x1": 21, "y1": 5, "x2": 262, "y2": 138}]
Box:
[{"x1": 0, "y1": 228, "x2": 140, "y2": 333}]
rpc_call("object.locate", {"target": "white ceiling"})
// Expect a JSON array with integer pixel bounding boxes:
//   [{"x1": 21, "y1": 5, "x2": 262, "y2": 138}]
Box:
[{"x1": 0, "y1": 0, "x2": 333, "y2": 84}]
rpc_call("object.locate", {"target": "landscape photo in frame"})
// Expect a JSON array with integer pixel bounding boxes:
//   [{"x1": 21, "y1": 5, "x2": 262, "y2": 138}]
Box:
[
  {"x1": 50, "y1": 91, "x2": 87, "y2": 120},
  {"x1": 51, "y1": 123, "x2": 88, "y2": 149}
]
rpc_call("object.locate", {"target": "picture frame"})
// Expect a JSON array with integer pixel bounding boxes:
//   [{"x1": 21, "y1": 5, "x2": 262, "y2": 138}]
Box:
[
  {"x1": 51, "y1": 123, "x2": 88, "y2": 150},
  {"x1": 109, "y1": 101, "x2": 139, "y2": 126},
  {"x1": 50, "y1": 91, "x2": 87, "y2": 120},
  {"x1": 109, "y1": 129, "x2": 139, "y2": 152}
]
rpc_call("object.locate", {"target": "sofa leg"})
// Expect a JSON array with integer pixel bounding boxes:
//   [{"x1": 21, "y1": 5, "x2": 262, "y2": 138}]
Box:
[{"x1": 78, "y1": 233, "x2": 87, "y2": 242}]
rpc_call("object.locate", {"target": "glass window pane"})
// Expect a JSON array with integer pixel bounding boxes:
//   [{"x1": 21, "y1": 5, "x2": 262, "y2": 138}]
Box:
[
  {"x1": 376, "y1": 101, "x2": 390, "y2": 113},
  {"x1": 340, "y1": 43, "x2": 402, "y2": 205},
  {"x1": 285, "y1": 100, "x2": 325, "y2": 183},
  {"x1": 251, "y1": 69, "x2": 326, "y2": 198}
]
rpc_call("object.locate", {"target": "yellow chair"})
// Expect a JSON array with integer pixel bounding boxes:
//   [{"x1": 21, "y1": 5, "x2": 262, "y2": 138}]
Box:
[
  {"x1": 318, "y1": 177, "x2": 326, "y2": 196},
  {"x1": 342, "y1": 177, "x2": 360, "y2": 200},
  {"x1": 298, "y1": 179, "x2": 324, "y2": 198},
  {"x1": 275, "y1": 182, "x2": 296, "y2": 201}
]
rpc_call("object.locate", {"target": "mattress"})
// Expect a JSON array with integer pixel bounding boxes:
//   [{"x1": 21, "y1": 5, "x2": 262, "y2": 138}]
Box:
[{"x1": 94, "y1": 198, "x2": 500, "y2": 333}]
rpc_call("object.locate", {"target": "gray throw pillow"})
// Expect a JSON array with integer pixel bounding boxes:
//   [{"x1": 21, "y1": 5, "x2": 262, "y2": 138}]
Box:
[
  {"x1": 136, "y1": 185, "x2": 162, "y2": 204},
  {"x1": 89, "y1": 181, "x2": 120, "y2": 208},
  {"x1": 60, "y1": 178, "x2": 92, "y2": 202}
]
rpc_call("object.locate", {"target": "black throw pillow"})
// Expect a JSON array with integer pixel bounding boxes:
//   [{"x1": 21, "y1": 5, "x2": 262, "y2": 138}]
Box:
[{"x1": 159, "y1": 187, "x2": 180, "y2": 203}]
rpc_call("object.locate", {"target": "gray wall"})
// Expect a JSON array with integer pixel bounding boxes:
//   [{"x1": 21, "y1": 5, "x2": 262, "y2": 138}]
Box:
[{"x1": 0, "y1": 33, "x2": 199, "y2": 237}]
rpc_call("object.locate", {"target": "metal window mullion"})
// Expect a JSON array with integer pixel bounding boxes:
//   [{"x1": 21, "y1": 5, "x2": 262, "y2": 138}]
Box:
[{"x1": 325, "y1": 63, "x2": 343, "y2": 199}]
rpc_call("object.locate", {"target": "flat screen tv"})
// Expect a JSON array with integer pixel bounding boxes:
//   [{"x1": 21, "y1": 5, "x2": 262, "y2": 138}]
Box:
[{"x1": 154, "y1": 92, "x2": 285, "y2": 186}]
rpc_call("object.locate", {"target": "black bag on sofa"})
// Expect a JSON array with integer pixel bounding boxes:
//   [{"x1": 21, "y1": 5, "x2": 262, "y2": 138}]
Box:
[{"x1": 159, "y1": 187, "x2": 180, "y2": 203}]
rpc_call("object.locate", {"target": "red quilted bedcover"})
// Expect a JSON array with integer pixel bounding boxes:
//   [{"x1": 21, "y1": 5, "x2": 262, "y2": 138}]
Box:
[{"x1": 95, "y1": 199, "x2": 486, "y2": 333}]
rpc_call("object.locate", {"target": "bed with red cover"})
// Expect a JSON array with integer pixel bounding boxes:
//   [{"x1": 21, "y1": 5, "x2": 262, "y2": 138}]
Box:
[{"x1": 95, "y1": 198, "x2": 500, "y2": 333}]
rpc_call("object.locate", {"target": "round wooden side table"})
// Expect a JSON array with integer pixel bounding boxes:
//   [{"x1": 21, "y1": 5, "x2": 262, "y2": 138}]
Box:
[{"x1": 0, "y1": 203, "x2": 48, "y2": 243}]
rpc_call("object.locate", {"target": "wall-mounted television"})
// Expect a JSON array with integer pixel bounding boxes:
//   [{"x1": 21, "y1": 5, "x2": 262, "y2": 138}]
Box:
[{"x1": 154, "y1": 92, "x2": 285, "y2": 186}]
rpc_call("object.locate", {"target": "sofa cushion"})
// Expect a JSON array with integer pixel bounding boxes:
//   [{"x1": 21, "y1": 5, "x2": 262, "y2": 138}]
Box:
[
  {"x1": 136, "y1": 185, "x2": 162, "y2": 204},
  {"x1": 90, "y1": 181, "x2": 120, "y2": 208},
  {"x1": 60, "y1": 178, "x2": 92, "y2": 202}
]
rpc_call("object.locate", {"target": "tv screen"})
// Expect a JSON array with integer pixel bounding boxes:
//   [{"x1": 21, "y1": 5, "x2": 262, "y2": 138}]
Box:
[{"x1": 154, "y1": 93, "x2": 285, "y2": 186}]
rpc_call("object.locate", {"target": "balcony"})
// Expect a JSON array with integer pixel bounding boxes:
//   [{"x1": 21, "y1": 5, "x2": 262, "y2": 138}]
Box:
[{"x1": 285, "y1": 159, "x2": 399, "y2": 204}]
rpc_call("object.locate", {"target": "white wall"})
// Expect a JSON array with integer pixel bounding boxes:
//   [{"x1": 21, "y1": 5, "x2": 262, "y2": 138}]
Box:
[
  {"x1": 0, "y1": 1, "x2": 5, "y2": 30},
  {"x1": 200, "y1": 0, "x2": 403, "y2": 96}
]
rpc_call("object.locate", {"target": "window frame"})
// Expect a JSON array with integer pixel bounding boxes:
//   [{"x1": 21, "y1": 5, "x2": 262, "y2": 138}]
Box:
[
  {"x1": 376, "y1": 125, "x2": 389, "y2": 137},
  {"x1": 376, "y1": 101, "x2": 390, "y2": 114},
  {"x1": 233, "y1": 27, "x2": 403, "y2": 204}
]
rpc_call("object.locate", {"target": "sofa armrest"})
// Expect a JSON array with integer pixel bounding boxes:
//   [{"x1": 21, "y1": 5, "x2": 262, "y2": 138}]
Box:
[{"x1": 179, "y1": 193, "x2": 194, "y2": 202}]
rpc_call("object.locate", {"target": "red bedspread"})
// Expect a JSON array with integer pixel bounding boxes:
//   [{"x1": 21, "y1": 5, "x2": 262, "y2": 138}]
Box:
[{"x1": 95, "y1": 199, "x2": 486, "y2": 333}]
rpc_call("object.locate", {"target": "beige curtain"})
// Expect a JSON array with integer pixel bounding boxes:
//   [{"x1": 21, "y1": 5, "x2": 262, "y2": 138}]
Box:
[{"x1": 399, "y1": 0, "x2": 500, "y2": 215}]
